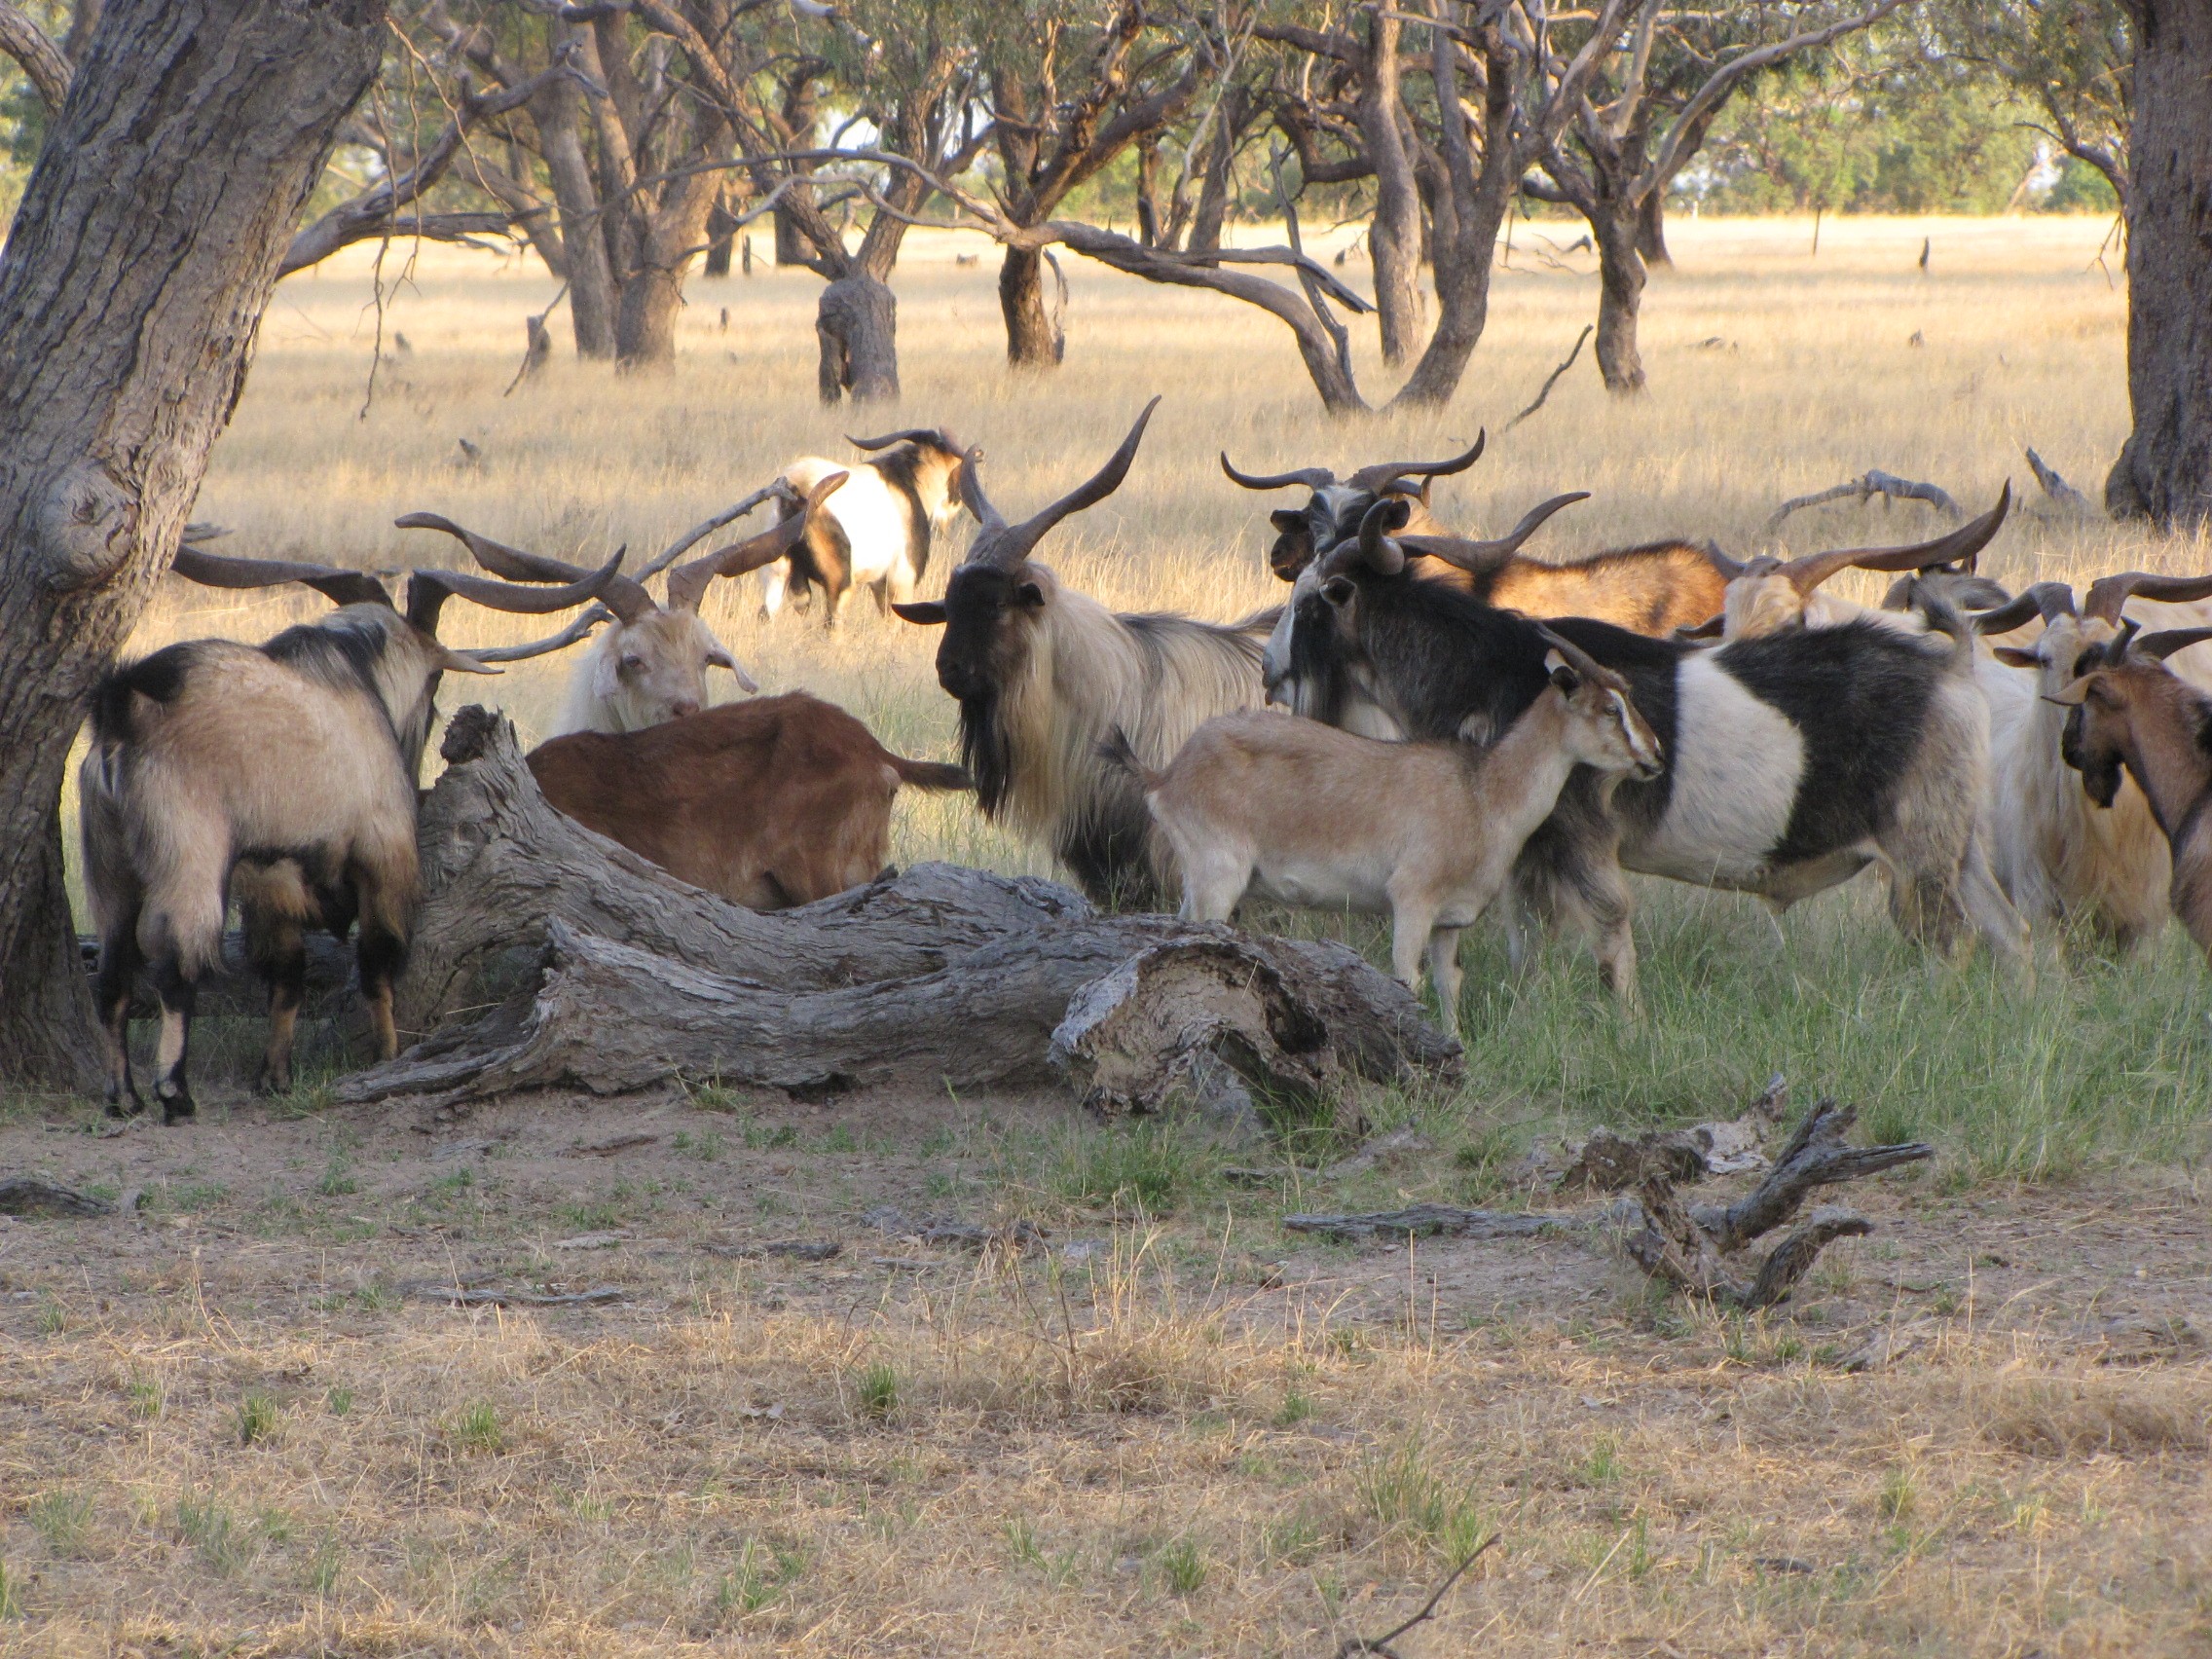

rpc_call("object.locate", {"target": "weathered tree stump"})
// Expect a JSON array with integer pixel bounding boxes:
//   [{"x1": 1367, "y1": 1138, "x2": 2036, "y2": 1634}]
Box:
[
  {"x1": 815, "y1": 275, "x2": 899, "y2": 403},
  {"x1": 336, "y1": 708, "x2": 1458, "y2": 1113}
]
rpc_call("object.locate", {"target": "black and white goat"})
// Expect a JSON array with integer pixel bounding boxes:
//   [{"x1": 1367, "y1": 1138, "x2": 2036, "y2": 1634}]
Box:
[
  {"x1": 770, "y1": 426, "x2": 974, "y2": 625},
  {"x1": 892, "y1": 399, "x2": 1277, "y2": 906},
  {"x1": 1264, "y1": 498, "x2": 2027, "y2": 1002},
  {"x1": 80, "y1": 542, "x2": 616, "y2": 1120},
  {"x1": 1223, "y1": 436, "x2": 1732, "y2": 637},
  {"x1": 397, "y1": 473, "x2": 847, "y2": 733}
]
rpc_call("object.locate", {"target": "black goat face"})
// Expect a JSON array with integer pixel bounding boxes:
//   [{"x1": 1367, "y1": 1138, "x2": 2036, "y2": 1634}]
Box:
[
  {"x1": 895, "y1": 563, "x2": 1043, "y2": 703},
  {"x1": 2060, "y1": 701, "x2": 2124, "y2": 808}
]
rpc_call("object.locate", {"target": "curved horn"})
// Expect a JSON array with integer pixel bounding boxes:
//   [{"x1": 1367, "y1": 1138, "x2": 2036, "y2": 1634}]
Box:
[
  {"x1": 955, "y1": 444, "x2": 1007, "y2": 540},
  {"x1": 1971, "y1": 581, "x2": 2076, "y2": 636},
  {"x1": 168, "y1": 543, "x2": 393, "y2": 610},
  {"x1": 465, "y1": 605, "x2": 615, "y2": 664},
  {"x1": 1700, "y1": 539, "x2": 1747, "y2": 580},
  {"x1": 847, "y1": 426, "x2": 962, "y2": 456},
  {"x1": 404, "y1": 549, "x2": 627, "y2": 636},
  {"x1": 1780, "y1": 483, "x2": 2013, "y2": 596},
  {"x1": 1219, "y1": 452, "x2": 1337, "y2": 493},
  {"x1": 2136, "y1": 626, "x2": 2212, "y2": 660},
  {"x1": 1396, "y1": 492, "x2": 1592, "y2": 573},
  {"x1": 665, "y1": 473, "x2": 849, "y2": 611},
  {"x1": 1531, "y1": 622, "x2": 1623, "y2": 689},
  {"x1": 2083, "y1": 569, "x2": 2212, "y2": 624},
  {"x1": 1346, "y1": 432, "x2": 1487, "y2": 495},
  {"x1": 1351, "y1": 496, "x2": 1410, "y2": 576},
  {"x1": 396, "y1": 511, "x2": 657, "y2": 624},
  {"x1": 971, "y1": 397, "x2": 1161, "y2": 570}
]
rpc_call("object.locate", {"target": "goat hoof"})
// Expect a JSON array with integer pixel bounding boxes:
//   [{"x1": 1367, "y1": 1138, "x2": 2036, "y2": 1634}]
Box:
[
  {"x1": 255, "y1": 1067, "x2": 291, "y2": 1097},
  {"x1": 156, "y1": 1088, "x2": 196, "y2": 1125},
  {"x1": 103, "y1": 1093, "x2": 143, "y2": 1121}
]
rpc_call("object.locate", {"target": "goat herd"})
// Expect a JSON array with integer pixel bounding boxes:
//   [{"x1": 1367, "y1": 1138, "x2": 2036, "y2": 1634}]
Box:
[{"x1": 82, "y1": 399, "x2": 2212, "y2": 1124}]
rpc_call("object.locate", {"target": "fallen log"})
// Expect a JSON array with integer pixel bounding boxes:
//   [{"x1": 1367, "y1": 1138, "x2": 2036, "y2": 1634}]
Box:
[
  {"x1": 1282, "y1": 1203, "x2": 1561, "y2": 1242},
  {"x1": 0, "y1": 1177, "x2": 114, "y2": 1218},
  {"x1": 1764, "y1": 470, "x2": 1962, "y2": 534},
  {"x1": 336, "y1": 708, "x2": 1457, "y2": 1112}
]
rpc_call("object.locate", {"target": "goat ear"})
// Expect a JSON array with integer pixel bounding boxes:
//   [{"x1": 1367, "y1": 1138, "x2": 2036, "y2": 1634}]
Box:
[
  {"x1": 1992, "y1": 645, "x2": 2040, "y2": 669},
  {"x1": 1543, "y1": 647, "x2": 1581, "y2": 693},
  {"x1": 435, "y1": 644, "x2": 500, "y2": 676},
  {"x1": 1016, "y1": 581, "x2": 1046, "y2": 608},
  {"x1": 1321, "y1": 575, "x2": 1356, "y2": 608},
  {"x1": 701, "y1": 634, "x2": 759, "y2": 694},
  {"x1": 891, "y1": 601, "x2": 946, "y2": 626},
  {"x1": 1270, "y1": 509, "x2": 1304, "y2": 534},
  {"x1": 2045, "y1": 675, "x2": 2097, "y2": 708}
]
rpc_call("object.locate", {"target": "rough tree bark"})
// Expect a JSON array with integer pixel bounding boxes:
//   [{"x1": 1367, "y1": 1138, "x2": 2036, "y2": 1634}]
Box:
[
  {"x1": 1591, "y1": 210, "x2": 1649, "y2": 393},
  {"x1": 1636, "y1": 190, "x2": 1670, "y2": 267},
  {"x1": 816, "y1": 276, "x2": 900, "y2": 402},
  {"x1": 338, "y1": 711, "x2": 1457, "y2": 1113},
  {"x1": 531, "y1": 27, "x2": 618, "y2": 360},
  {"x1": 2106, "y1": 0, "x2": 2212, "y2": 525},
  {"x1": 999, "y1": 245, "x2": 1066, "y2": 367},
  {"x1": 0, "y1": 0, "x2": 385, "y2": 1090},
  {"x1": 1356, "y1": 8, "x2": 1425, "y2": 364}
]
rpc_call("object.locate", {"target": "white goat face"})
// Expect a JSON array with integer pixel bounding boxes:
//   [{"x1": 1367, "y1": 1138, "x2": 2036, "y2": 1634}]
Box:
[
  {"x1": 590, "y1": 611, "x2": 757, "y2": 730},
  {"x1": 1260, "y1": 563, "x2": 1325, "y2": 710}
]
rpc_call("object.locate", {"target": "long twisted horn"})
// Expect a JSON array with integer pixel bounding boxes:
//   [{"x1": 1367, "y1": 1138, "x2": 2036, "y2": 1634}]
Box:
[
  {"x1": 1346, "y1": 432, "x2": 1487, "y2": 495},
  {"x1": 1219, "y1": 453, "x2": 1337, "y2": 492},
  {"x1": 466, "y1": 605, "x2": 615, "y2": 664},
  {"x1": 1971, "y1": 580, "x2": 2076, "y2": 635},
  {"x1": 1778, "y1": 483, "x2": 2012, "y2": 597},
  {"x1": 848, "y1": 426, "x2": 964, "y2": 456},
  {"x1": 1396, "y1": 492, "x2": 1592, "y2": 573},
  {"x1": 665, "y1": 473, "x2": 848, "y2": 611},
  {"x1": 168, "y1": 544, "x2": 393, "y2": 611},
  {"x1": 396, "y1": 512, "x2": 657, "y2": 623},
  {"x1": 2083, "y1": 569, "x2": 2212, "y2": 624},
  {"x1": 2136, "y1": 627, "x2": 2212, "y2": 660},
  {"x1": 967, "y1": 397, "x2": 1161, "y2": 570},
  {"x1": 403, "y1": 550, "x2": 626, "y2": 637}
]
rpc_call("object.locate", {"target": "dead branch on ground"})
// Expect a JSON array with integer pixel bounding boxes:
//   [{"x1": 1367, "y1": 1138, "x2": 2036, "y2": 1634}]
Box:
[
  {"x1": 1502, "y1": 324, "x2": 1594, "y2": 432},
  {"x1": 1765, "y1": 471, "x2": 1963, "y2": 534},
  {"x1": 2025, "y1": 448, "x2": 2094, "y2": 515},
  {"x1": 1331, "y1": 1535, "x2": 1498, "y2": 1657}
]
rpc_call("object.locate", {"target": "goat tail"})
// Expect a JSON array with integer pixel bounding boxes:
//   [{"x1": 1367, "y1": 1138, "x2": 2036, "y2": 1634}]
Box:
[
  {"x1": 1095, "y1": 726, "x2": 1165, "y2": 793},
  {"x1": 887, "y1": 756, "x2": 975, "y2": 793},
  {"x1": 1912, "y1": 586, "x2": 1976, "y2": 677}
]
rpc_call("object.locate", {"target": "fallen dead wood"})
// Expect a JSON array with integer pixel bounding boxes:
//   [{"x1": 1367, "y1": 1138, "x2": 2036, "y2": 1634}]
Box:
[
  {"x1": 336, "y1": 709, "x2": 1456, "y2": 1114},
  {"x1": 703, "y1": 1238, "x2": 842, "y2": 1262},
  {"x1": 0, "y1": 1177, "x2": 113, "y2": 1218},
  {"x1": 1282, "y1": 1203, "x2": 1562, "y2": 1242},
  {"x1": 1332, "y1": 1535, "x2": 1497, "y2": 1657},
  {"x1": 1502, "y1": 324, "x2": 1593, "y2": 433},
  {"x1": 2025, "y1": 447, "x2": 2094, "y2": 515},
  {"x1": 401, "y1": 1279, "x2": 628, "y2": 1308},
  {"x1": 1765, "y1": 470, "x2": 1962, "y2": 533},
  {"x1": 1544, "y1": 1074, "x2": 1788, "y2": 1193}
]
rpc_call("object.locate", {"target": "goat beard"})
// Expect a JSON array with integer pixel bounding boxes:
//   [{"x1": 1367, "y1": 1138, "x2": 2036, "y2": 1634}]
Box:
[{"x1": 956, "y1": 688, "x2": 1014, "y2": 818}]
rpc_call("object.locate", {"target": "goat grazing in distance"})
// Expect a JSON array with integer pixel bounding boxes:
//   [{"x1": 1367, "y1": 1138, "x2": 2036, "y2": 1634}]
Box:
[
  {"x1": 1108, "y1": 631, "x2": 1663, "y2": 1035},
  {"x1": 397, "y1": 473, "x2": 847, "y2": 734},
  {"x1": 1223, "y1": 435, "x2": 1731, "y2": 637},
  {"x1": 527, "y1": 694, "x2": 972, "y2": 909},
  {"x1": 892, "y1": 397, "x2": 1281, "y2": 907},
  {"x1": 770, "y1": 426, "x2": 974, "y2": 625},
  {"x1": 2052, "y1": 615, "x2": 2212, "y2": 961},
  {"x1": 80, "y1": 541, "x2": 618, "y2": 1121}
]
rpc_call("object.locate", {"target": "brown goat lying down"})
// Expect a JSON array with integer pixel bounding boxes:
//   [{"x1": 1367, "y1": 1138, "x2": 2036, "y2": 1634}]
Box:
[{"x1": 527, "y1": 693, "x2": 972, "y2": 908}]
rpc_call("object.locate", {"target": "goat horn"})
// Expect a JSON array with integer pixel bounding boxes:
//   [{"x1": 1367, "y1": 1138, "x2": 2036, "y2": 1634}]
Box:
[
  {"x1": 1531, "y1": 621, "x2": 1620, "y2": 689},
  {"x1": 465, "y1": 604, "x2": 615, "y2": 664},
  {"x1": 970, "y1": 397, "x2": 1161, "y2": 570},
  {"x1": 1345, "y1": 432, "x2": 1487, "y2": 495},
  {"x1": 404, "y1": 549, "x2": 627, "y2": 637},
  {"x1": 168, "y1": 543, "x2": 393, "y2": 611},
  {"x1": 396, "y1": 511, "x2": 657, "y2": 624},
  {"x1": 1219, "y1": 453, "x2": 1337, "y2": 492},
  {"x1": 1780, "y1": 483, "x2": 2013, "y2": 596},
  {"x1": 954, "y1": 443, "x2": 1007, "y2": 541},
  {"x1": 1346, "y1": 496, "x2": 1410, "y2": 577},
  {"x1": 2083, "y1": 569, "x2": 2212, "y2": 623},
  {"x1": 1971, "y1": 581, "x2": 2075, "y2": 635},
  {"x1": 665, "y1": 473, "x2": 849, "y2": 611},
  {"x1": 1397, "y1": 492, "x2": 1591, "y2": 573},
  {"x1": 1700, "y1": 539, "x2": 1747, "y2": 580},
  {"x1": 847, "y1": 426, "x2": 963, "y2": 456},
  {"x1": 2134, "y1": 626, "x2": 2212, "y2": 661}
]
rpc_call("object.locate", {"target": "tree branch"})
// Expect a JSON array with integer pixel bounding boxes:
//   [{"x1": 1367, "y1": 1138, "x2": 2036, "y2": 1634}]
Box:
[{"x1": 0, "y1": 0, "x2": 69, "y2": 114}]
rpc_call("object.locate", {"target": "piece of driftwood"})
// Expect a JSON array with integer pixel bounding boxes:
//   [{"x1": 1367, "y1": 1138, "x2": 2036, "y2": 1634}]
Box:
[
  {"x1": 1281, "y1": 1203, "x2": 1561, "y2": 1242},
  {"x1": 402, "y1": 1280, "x2": 628, "y2": 1308},
  {"x1": 0, "y1": 1177, "x2": 114, "y2": 1218},
  {"x1": 863, "y1": 1207, "x2": 1046, "y2": 1251},
  {"x1": 335, "y1": 710, "x2": 1456, "y2": 1112},
  {"x1": 2025, "y1": 447, "x2": 2094, "y2": 515},
  {"x1": 1549, "y1": 1074, "x2": 1788, "y2": 1193},
  {"x1": 703, "y1": 1238, "x2": 842, "y2": 1263},
  {"x1": 1764, "y1": 470, "x2": 1963, "y2": 533},
  {"x1": 1621, "y1": 1100, "x2": 1930, "y2": 1309}
]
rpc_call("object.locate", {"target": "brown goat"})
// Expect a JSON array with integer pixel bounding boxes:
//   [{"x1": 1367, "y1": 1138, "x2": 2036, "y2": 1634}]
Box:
[
  {"x1": 526, "y1": 694, "x2": 972, "y2": 908},
  {"x1": 2052, "y1": 621, "x2": 2212, "y2": 961}
]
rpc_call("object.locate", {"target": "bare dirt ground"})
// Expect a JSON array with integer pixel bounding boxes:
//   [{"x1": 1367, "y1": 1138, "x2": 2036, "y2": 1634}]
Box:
[{"x1": 2, "y1": 1081, "x2": 2206, "y2": 1657}]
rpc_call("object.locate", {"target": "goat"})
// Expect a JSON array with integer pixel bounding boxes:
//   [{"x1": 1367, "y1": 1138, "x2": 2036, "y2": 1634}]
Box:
[
  {"x1": 81, "y1": 541, "x2": 617, "y2": 1121},
  {"x1": 396, "y1": 474, "x2": 846, "y2": 734},
  {"x1": 2051, "y1": 617, "x2": 2212, "y2": 961},
  {"x1": 1223, "y1": 436, "x2": 1731, "y2": 636},
  {"x1": 1262, "y1": 498, "x2": 2027, "y2": 1002},
  {"x1": 891, "y1": 398, "x2": 1279, "y2": 908},
  {"x1": 1684, "y1": 489, "x2": 2015, "y2": 642},
  {"x1": 1106, "y1": 632, "x2": 1662, "y2": 1035},
  {"x1": 769, "y1": 427, "x2": 974, "y2": 625},
  {"x1": 526, "y1": 694, "x2": 972, "y2": 908}
]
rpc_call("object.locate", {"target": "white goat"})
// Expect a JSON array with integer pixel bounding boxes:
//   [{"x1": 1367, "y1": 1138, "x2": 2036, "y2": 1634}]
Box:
[
  {"x1": 770, "y1": 427, "x2": 972, "y2": 625},
  {"x1": 1107, "y1": 631, "x2": 1664, "y2": 1035}
]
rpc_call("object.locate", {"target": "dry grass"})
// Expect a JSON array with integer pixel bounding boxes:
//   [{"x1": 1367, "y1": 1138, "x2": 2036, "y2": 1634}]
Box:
[{"x1": 11, "y1": 215, "x2": 2212, "y2": 1654}]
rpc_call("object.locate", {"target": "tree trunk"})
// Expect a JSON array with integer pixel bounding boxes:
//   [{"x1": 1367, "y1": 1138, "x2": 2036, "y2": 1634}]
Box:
[
  {"x1": 1186, "y1": 87, "x2": 1248, "y2": 266},
  {"x1": 816, "y1": 276, "x2": 900, "y2": 403},
  {"x1": 0, "y1": 0, "x2": 383, "y2": 1090},
  {"x1": 999, "y1": 244, "x2": 1065, "y2": 367},
  {"x1": 612, "y1": 150, "x2": 724, "y2": 370},
  {"x1": 2106, "y1": 0, "x2": 2212, "y2": 525},
  {"x1": 1636, "y1": 190, "x2": 1671, "y2": 269},
  {"x1": 775, "y1": 189, "x2": 817, "y2": 267},
  {"x1": 703, "y1": 191, "x2": 736, "y2": 278},
  {"x1": 1592, "y1": 209, "x2": 1648, "y2": 394},
  {"x1": 531, "y1": 30, "x2": 617, "y2": 360},
  {"x1": 1357, "y1": 11, "x2": 1425, "y2": 365}
]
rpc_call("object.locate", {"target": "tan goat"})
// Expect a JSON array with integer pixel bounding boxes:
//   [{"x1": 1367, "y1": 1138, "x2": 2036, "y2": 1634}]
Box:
[{"x1": 1105, "y1": 633, "x2": 1664, "y2": 1035}]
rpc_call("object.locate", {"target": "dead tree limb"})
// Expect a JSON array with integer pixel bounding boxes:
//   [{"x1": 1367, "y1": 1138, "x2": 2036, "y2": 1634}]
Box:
[
  {"x1": 2025, "y1": 448, "x2": 2094, "y2": 515},
  {"x1": 1282, "y1": 1204, "x2": 1560, "y2": 1242},
  {"x1": 1502, "y1": 324, "x2": 1594, "y2": 432},
  {"x1": 0, "y1": 1177, "x2": 113, "y2": 1218},
  {"x1": 1764, "y1": 471, "x2": 1963, "y2": 534},
  {"x1": 0, "y1": 1, "x2": 71, "y2": 114},
  {"x1": 1333, "y1": 1535, "x2": 1498, "y2": 1658}
]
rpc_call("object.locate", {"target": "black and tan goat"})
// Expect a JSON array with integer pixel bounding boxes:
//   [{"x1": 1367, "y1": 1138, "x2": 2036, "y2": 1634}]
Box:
[
  {"x1": 1263, "y1": 498, "x2": 2027, "y2": 1002},
  {"x1": 396, "y1": 474, "x2": 846, "y2": 734},
  {"x1": 1108, "y1": 633, "x2": 1662, "y2": 1035},
  {"x1": 81, "y1": 544, "x2": 618, "y2": 1121},
  {"x1": 770, "y1": 427, "x2": 974, "y2": 625},
  {"x1": 892, "y1": 398, "x2": 1276, "y2": 907},
  {"x1": 2051, "y1": 616, "x2": 2212, "y2": 962},
  {"x1": 1223, "y1": 436, "x2": 1730, "y2": 636}
]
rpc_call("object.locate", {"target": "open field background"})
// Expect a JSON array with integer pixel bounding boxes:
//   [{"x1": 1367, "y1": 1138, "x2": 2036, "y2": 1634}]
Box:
[{"x1": 5, "y1": 217, "x2": 2208, "y2": 1656}]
